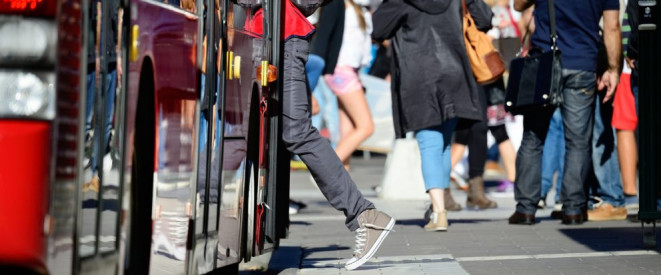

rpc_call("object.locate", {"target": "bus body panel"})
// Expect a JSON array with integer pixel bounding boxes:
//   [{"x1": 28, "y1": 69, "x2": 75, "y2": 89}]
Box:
[{"x1": 0, "y1": 120, "x2": 51, "y2": 271}]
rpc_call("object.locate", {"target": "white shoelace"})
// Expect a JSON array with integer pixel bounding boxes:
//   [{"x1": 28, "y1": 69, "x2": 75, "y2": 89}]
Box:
[{"x1": 353, "y1": 223, "x2": 394, "y2": 255}]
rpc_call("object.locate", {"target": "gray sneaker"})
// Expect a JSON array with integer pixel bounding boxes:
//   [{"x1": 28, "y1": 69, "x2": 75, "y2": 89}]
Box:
[{"x1": 345, "y1": 209, "x2": 395, "y2": 270}]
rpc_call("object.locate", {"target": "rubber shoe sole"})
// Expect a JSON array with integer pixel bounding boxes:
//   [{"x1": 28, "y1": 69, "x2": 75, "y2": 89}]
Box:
[{"x1": 345, "y1": 217, "x2": 395, "y2": 271}]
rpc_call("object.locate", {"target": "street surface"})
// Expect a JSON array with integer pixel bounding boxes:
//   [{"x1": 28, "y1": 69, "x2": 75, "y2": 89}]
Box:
[{"x1": 240, "y1": 155, "x2": 661, "y2": 275}]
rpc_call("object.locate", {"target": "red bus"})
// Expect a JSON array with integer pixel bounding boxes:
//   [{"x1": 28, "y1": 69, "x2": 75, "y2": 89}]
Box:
[{"x1": 0, "y1": 0, "x2": 289, "y2": 274}]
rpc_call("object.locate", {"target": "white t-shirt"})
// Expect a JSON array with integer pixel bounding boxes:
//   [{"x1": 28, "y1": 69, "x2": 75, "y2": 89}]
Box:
[{"x1": 336, "y1": 1, "x2": 373, "y2": 69}]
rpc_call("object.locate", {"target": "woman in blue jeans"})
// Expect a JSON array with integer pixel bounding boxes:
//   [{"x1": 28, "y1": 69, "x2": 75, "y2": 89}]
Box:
[{"x1": 373, "y1": 0, "x2": 493, "y2": 231}]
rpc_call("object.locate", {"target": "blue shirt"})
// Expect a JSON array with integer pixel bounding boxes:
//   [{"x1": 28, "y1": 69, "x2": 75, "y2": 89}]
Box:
[{"x1": 531, "y1": 0, "x2": 619, "y2": 72}]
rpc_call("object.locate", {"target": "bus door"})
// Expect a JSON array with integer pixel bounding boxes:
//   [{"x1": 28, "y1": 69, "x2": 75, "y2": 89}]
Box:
[
  {"x1": 76, "y1": 0, "x2": 128, "y2": 273},
  {"x1": 190, "y1": 0, "x2": 225, "y2": 273}
]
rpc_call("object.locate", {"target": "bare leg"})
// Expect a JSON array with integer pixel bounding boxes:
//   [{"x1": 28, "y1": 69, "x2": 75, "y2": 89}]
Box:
[
  {"x1": 617, "y1": 130, "x2": 638, "y2": 195},
  {"x1": 498, "y1": 139, "x2": 517, "y2": 182},
  {"x1": 429, "y1": 188, "x2": 446, "y2": 213},
  {"x1": 451, "y1": 143, "x2": 467, "y2": 169},
  {"x1": 335, "y1": 89, "x2": 374, "y2": 164}
]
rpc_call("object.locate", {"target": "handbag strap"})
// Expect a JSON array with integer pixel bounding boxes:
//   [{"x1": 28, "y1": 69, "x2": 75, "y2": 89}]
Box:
[{"x1": 548, "y1": 0, "x2": 558, "y2": 50}]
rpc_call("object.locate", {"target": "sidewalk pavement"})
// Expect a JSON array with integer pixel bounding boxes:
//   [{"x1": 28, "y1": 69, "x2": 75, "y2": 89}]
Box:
[{"x1": 240, "y1": 156, "x2": 661, "y2": 275}]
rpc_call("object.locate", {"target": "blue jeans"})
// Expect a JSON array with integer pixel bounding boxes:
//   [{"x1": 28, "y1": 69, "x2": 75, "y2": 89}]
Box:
[
  {"x1": 590, "y1": 92, "x2": 624, "y2": 207},
  {"x1": 306, "y1": 54, "x2": 325, "y2": 92},
  {"x1": 541, "y1": 108, "x2": 564, "y2": 203},
  {"x1": 85, "y1": 69, "x2": 117, "y2": 173},
  {"x1": 416, "y1": 119, "x2": 457, "y2": 191},
  {"x1": 515, "y1": 69, "x2": 596, "y2": 215}
]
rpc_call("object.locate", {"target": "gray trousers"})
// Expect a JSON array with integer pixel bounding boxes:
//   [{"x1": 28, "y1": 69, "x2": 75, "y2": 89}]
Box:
[{"x1": 282, "y1": 38, "x2": 374, "y2": 231}]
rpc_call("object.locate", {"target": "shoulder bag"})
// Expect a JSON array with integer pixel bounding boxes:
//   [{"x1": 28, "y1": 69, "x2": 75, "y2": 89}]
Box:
[
  {"x1": 462, "y1": 0, "x2": 506, "y2": 84},
  {"x1": 504, "y1": 0, "x2": 563, "y2": 115}
]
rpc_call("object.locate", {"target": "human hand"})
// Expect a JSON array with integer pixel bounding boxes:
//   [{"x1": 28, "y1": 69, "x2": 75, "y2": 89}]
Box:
[
  {"x1": 625, "y1": 56, "x2": 636, "y2": 70},
  {"x1": 598, "y1": 69, "x2": 619, "y2": 103}
]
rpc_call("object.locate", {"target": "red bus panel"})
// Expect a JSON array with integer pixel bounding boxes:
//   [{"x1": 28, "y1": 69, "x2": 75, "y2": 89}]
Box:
[{"x1": 0, "y1": 120, "x2": 51, "y2": 270}]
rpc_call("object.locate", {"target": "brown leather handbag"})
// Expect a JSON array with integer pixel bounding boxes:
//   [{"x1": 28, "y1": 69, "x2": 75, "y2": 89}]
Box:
[{"x1": 462, "y1": 0, "x2": 505, "y2": 84}]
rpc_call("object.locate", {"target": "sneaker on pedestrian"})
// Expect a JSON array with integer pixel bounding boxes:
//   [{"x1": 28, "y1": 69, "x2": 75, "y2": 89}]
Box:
[
  {"x1": 588, "y1": 202, "x2": 627, "y2": 221},
  {"x1": 537, "y1": 199, "x2": 547, "y2": 209},
  {"x1": 345, "y1": 209, "x2": 395, "y2": 271},
  {"x1": 424, "y1": 210, "x2": 448, "y2": 232}
]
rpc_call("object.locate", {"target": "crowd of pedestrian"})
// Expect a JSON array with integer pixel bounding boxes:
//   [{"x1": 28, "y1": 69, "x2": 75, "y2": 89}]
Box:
[{"x1": 278, "y1": 0, "x2": 651, "y2": 270}]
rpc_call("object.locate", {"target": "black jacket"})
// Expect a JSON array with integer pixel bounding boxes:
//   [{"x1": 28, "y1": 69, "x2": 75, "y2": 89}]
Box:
[
  {"x1": 372, "y1": 0, "x2": 492, "y2": 138},
  {"x1": 309, "y1": 0, "x2": 345, "y2": 75}
]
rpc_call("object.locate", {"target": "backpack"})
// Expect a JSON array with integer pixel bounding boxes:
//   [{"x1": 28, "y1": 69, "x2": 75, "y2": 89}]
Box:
[{"x1": 462, "y1": 0, "x2": 505, "y2": 84}]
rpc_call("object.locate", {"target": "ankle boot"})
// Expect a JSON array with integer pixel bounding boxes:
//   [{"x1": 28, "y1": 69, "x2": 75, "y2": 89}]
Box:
[
  {"x1": 444, "y1": 188, "x2": 462, "y2": 211},
  {"x1": 424, "y1": 210, "x2": 448, "y2": 231},
  {"x1": 466, "y1": 177, "x2": 498, "y2": 209}
]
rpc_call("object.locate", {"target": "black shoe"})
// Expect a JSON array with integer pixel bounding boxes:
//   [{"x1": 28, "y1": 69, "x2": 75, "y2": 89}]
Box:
[
  {"x1": 509, "y1": 212, "x2": 535, "y2": 225},
  {"x1": 561, "y1": 213, "x2": 585, "y2": 225},
  {"x1": 550, "y1": 210, "x2": 563, "y2": 220}
]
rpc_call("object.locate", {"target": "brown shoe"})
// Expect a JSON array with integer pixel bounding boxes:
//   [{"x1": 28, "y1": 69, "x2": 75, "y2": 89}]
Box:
[
  {"x1": 424, "y1": 210, "x2": 448, "y2": 232},
  {"x1": 444, "y1": 188, "x2": 463, "y2": 211},
  {"x1": 345, "y1": 209, "x2": 395, "y2": 270},
  {"x1": 83, "y1": 176, "x2": 99, "y2": 193},
  {"x1": 508, "y1": 212, "x2": 535, "y2": 225},
  {"x1": 466, "y1": 177, "x2": 497, "y2": 209},
  {"x1": 588, "y1": 203, "x2": 627, "y2": 221}
]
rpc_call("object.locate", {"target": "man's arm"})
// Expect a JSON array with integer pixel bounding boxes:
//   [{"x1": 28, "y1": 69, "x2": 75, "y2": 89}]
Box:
[
  {"x1": 513, "y1": 0, "x2": 534, "y2": 12},
  {"x1": 598, "y1": 9, "x2": 621, "y2": 102}
]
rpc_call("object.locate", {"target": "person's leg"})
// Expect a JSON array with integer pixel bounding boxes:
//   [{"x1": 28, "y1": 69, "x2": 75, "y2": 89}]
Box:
[
  {"x1": 306, "y1": 54, "x2": 325, "y2": 91},
  {"x1": 588, "y1": 92, "x2": 626, "y2": 220},
  {"x1": 491, "y1": 125, "x2": 516, "y2": 182},
  {"x1": 452, "y1": 118, "x2": 472, "y2": 168},
  {"x1": 334, "y1": 79, "x2": 374, "y2": 164},
  {"x1": 281, "y1": 38, "x2": 374, "y2": 231},
  {"x1": 463, "y1": 113, "x2": 497, "y2": 209},
  {"x1": 416, "y1": 119, "x2": 457, "y2": 231},
  {"x1": 466, "y1": 118, "x2": 488, "y2": 180},
  {"x1": 512, "y1": 107, "x2": 554, "y2": 217},
  {"x1": 308, "y1": 55, "x2": 326, "y2": 129},
  {"x1": 560, "y1": 69, "x2": 597, "y2": 222},
  {"x1": 554, "y1": 110, "x2": 565, "y2": 205},
  {"x1": 617, "y1": 130, "x2": 638, "y2": 195},
  {"x1": 103, "y1": 70, "x2": 117, "y2": 153},
  {"x1": 541, "y1": 109, "x2": 564, "y2": 203}
]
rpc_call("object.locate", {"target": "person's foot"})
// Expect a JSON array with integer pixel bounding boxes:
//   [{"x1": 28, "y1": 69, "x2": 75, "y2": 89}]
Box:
[
  {"x1": 83, "y1": 176, "x2": 100, "y2": 193},
  {"x1": 550, "y1": 203, "x2": 563, "y2": 219},
  {"x1": 508, "y1": 212, "x2": 535, "y2": 225},
  {"x1": 561, "y1": 212, "x2": 585, "y2": 225},
  {"x1": 588, "y1": 203, "x2": 627, "y2": 221},
  {"x1": 444, "y1": 188, "x2": 463, "y2": 211},
  {"x1": 497, "y1": 180, "x2": 514, "y2": 193},
  {"x1": 537, "y1": 199, "x2": 547, "y2": 209},
  {"x1": 345, "y1": 209, "x2": 395, "y2": 270},
  {"x1": 466, "y1": 177, "x2": 498, "y2": 209},
  {"x1": 424, "y1": 210, "x2": 448, "y2": 232}
]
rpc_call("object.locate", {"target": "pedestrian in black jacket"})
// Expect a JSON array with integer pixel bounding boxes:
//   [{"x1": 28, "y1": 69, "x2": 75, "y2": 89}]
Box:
[{"x1": 372, "y1": 0, "x2": 492, "y2": 231}]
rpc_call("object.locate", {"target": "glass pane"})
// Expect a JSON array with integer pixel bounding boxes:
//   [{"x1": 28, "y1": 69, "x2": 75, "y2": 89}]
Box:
[
  {"x1": 98, "y1": 0, "x2": 123, "y2": 254},
  {"x1": 79, "y1": 0, "x2": 103, "y2": 257}
]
